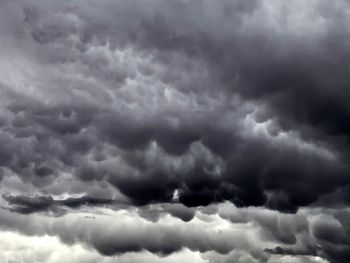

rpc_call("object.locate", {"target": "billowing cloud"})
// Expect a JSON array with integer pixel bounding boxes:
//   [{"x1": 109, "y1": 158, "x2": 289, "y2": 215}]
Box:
[{"x1": 0, "y1": 0, "x2": 350, "y2": 262}]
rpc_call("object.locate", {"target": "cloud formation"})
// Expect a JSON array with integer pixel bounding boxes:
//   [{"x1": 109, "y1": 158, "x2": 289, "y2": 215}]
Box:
[{"x1": 0, "y1": 0, "x2": 350, "y2": 262}]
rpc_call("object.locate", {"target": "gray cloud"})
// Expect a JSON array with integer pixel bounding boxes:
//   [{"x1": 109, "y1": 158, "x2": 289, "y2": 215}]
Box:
[{"x1": 0, "y1": 0, "x2": 350, "y2": 262}]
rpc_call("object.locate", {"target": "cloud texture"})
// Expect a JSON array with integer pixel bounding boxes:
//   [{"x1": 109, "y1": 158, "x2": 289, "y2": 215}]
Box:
[{"x1": 0, "y1": 0, "x2": 350, "y2": 262}]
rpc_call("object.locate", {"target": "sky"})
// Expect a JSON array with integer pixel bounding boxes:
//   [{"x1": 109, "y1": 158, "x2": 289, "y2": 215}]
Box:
[{"x1": 0, "y1": 0, "x2": 349, "y2": 262}]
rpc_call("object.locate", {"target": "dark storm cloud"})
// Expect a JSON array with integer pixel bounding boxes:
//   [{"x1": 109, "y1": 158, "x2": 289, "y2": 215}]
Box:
[
  {"x1": 0, "y1": 0, "x2": 347, "y2": 212},
  {"x1": 1, "y1": 0, "x2": 350, "y2": 262}
]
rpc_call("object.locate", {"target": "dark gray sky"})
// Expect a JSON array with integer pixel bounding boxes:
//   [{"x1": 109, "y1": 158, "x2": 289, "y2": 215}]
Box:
[{"x1": 0, "y1": 0, "x2": 349, "y2": 262}]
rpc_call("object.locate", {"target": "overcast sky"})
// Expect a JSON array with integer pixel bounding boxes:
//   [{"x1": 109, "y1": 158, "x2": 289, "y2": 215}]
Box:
[{"x1": 0, "y1": 0, "x2": 350, "y2": 262}]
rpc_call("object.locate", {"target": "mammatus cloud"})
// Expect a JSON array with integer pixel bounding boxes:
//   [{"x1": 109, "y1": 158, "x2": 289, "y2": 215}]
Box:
[{"x1": 0, "y1": 0, "x2": 350, "y2": 262}]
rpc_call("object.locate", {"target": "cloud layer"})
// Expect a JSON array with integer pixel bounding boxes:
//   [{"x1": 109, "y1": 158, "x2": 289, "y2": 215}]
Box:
[{"x1": 0, "y1": 0, "x2": 350, "y2": 262}]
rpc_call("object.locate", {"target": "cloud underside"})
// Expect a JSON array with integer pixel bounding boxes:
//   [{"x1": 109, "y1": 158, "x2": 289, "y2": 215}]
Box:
[
  {"x1": 0, "y1": 203, "x2": 346, "y2": 263},
  {"x1": 0, "y1": 0, "x2": 350, "y2": 262}
]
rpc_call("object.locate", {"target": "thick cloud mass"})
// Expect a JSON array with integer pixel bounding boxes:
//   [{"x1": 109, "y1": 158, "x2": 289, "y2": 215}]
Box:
[{"x1": 0, "y1": 0, "x2": 350, "y2": 262}]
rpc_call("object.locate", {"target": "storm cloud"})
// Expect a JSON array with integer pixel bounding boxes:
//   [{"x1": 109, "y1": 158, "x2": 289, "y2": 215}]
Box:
[{"x1": 0, "y1": 0, "x2": 350, "y2": 262}]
